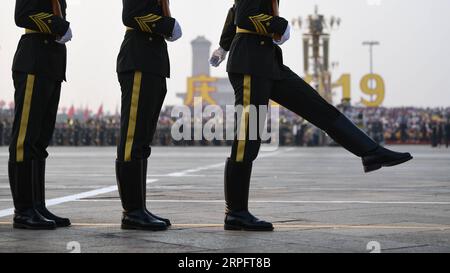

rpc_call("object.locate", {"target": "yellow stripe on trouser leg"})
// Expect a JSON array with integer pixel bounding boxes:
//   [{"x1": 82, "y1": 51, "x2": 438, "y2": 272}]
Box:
[
  {"x1": 16, "y1": 74, "x2": 35, "y2": 162},
  {"x1": 124, "y1": 71, "x2": 142, "y2": 162},
  {"x1": 236, "y1": 75, "x2": 251, "y2": 162}
]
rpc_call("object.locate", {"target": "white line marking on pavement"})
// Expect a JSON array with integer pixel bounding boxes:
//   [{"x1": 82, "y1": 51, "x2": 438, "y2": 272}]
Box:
[
  {"x1": 148, "y1": 174, "x2": 207, "y2": 177},
  {"x1": 167, "y1": 163, "x2": 225, "y2": 177},
  {"x1": 149, "y1": 148, "x2": 291, "y2": 177},
  {"x1": 0, "y1": 186, "x2": 116, "y2": 218},
  {"x1": 0, "y1": 179, "x2": 158, "y2": 218},
  {"x1": 0, "y1": 148, "x2": 289, "y2": 219},
  {"x1": 0, "y1": 185, "x2": 110, "y2": 189}
]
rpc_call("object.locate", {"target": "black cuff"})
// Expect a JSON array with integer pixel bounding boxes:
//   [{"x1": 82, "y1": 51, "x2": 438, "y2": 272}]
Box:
[
  {"x1": 52, "y1": 17, "x2": 70, "y2": 36},
  {"x1": 270, "y1": 16, "x2": 288, "y2": 36},
  {"x1": 155, "y1": 17, "x2": 176, "y2": 37},
  {"x1": 219, "y1": 42, "x2": 231, "y2": 52}
]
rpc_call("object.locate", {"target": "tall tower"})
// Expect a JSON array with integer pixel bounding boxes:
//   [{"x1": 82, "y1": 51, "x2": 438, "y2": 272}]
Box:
[
  {"x1": 191, "y1": 36, "x2": 212, "y2": 76},
  {"x1": 292, "y1": 6, "x2": 341, "y2": 146},
  {"x1": 292, "y1": 6, "x2": 341, "y2": 104}
]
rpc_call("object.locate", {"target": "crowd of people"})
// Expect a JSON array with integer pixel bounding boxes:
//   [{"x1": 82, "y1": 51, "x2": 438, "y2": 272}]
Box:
[{"x1": 0, "y1": 106, "x2": 449, "y2": 148}]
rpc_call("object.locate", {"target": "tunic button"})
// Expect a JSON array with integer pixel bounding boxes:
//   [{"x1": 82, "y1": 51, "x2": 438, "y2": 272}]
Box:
[
  {"x1": 149, "y1": 37, "x2": 153, "y2": 41},
  {"x1": 44, "y1": 40, "x2": 48, "y2": 44},
  {"x1": 260, "y1": 41, "x2": 265, "y2": 45}
]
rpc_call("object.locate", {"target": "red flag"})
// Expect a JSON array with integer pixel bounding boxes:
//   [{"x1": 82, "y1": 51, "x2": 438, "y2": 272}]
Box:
[
  {"x1": 96, "y1": 104, "x2": 104, "y2": 118},
  {"x1": 68, "y1": 105, "x2": 75, "y2": 119}
]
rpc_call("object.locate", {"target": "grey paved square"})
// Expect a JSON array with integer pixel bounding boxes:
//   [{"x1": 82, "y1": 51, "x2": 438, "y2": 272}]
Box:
[{"x1": 0, "y1": 146, "x2": 449, "y2": 253}]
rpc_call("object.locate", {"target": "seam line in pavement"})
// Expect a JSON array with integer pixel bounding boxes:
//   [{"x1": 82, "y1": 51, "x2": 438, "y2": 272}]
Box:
[{"x1": 0, "y1": 222, "x2": 449, "y2": 230}]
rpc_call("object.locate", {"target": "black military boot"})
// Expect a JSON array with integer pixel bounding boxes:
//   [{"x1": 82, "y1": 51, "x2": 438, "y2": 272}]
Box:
[
  {"x1": 326, "y1": 114, "x2": 413, "y2": 173},
  {"x1": 142, "y1": 159, "x2": 171, "y2": 226},
  {"x1": 116, "y1": 160, "x2": 167, "y2": 231},
  {"x1": 224, "y1": 158, "x2": 273, "y2": 231},
  {"x1": 361, "y1": 146, "x2": 413, "y2": 173},
  {"x1": 32, "y1": 160, "x2": 71, "y2": 227},
  {"x1": 8, "y1": 161, "x2": 56, "y2": 230}
]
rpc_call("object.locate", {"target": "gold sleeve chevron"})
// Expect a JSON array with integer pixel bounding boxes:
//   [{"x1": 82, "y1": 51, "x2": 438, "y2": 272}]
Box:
[
  {"x1": 249, "y1": 14, "x2": 273, "y2": 35},
  {"x1": 134, "y1": 14, "x2": 162, "y2": 32},
  {"x1": 29, "y1": 13, "x2": 53, "y2": 34}
]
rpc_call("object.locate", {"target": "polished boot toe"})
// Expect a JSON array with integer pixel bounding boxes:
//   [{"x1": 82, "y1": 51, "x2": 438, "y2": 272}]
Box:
[
  {"x1": 13, "y1": 209, "x2": 56, "y2": 230},
  {"x1": 225, "y1": 211, "x2": 274, "y2": 231},
  {"x1": 146, "y1": 210, "x2": 171, "y2": 226},
  {"x1": 122, "y1": 209, "x2": 167, "y2": 231},
  {"x1": 36, "y1": 207, "x2": 71, "y2": 227},
  {"x1": 141, "y1": 160, "x2": 171, "y2": 226},
  {"x1": 362, "y1": 146, "x2": 413, "y2": 173}
]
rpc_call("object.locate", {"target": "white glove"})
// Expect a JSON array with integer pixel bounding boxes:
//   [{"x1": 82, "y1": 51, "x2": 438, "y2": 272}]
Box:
[
  {"x1": 55, "y1": 27, "x2": 72, "y2": 44},
  {"x1": 273, "y1": 24, "x2": 291, "y2": 46},
  {"x1": 166, "y1": 20, "x2": 182, "y2": 42},
  {"x1": 209, "y1": 47, "x2": 228, "y2": 67}
]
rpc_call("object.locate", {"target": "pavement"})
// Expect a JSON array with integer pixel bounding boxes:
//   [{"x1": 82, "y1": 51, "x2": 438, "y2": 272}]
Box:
[{"x1": 0, "y1": 145, "x2": 449, "y2": 253}]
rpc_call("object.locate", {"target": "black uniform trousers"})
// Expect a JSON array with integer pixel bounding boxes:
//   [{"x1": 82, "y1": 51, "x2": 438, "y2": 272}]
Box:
[
  {"x1": 229, "y1": 66, "x2": 341, "y2": 163},
  {"x1": 9, "y1": 72, "x2": 61, "y2": 162},
  {"x1": 117, "y1": 71, "x2": 167, "y2": 161}
]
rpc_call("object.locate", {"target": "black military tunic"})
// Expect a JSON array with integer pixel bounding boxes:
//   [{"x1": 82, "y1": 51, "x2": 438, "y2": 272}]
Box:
[
  {"x1": 10, "y1": 0, "x2": 70, "y2": 162},
  {"x1": 226, "y1": 0, "x2": 287, "y2": 79},
  {"x1": 13, "y1": 0, "x2": 69, "y2": 81},
  {"x1": 117, "y1": 0, "x2": 176, "y2": 161},
  {"x1": 117, "y1": 0, "x2": 175, "y2": 78}
]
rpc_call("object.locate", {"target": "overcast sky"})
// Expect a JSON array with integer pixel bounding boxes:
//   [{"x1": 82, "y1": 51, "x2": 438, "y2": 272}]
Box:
[{"x1": 1, "y1": 0, "x2": 450, "y2": 112}]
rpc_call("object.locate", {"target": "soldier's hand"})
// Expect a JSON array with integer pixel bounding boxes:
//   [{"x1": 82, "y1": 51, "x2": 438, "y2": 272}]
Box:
[
  {"x1": 273, "y1": 24, "x2": 291, "y2": 46},
  {"x1": 209, "y1": 47, "x2": 228, "y2": 67},
  {"x1": 166, "y1": 20, "x2": 182, "y2": 42},
  {"x1": 56, "y1": 27, "x2": 73, "y2": 44}
]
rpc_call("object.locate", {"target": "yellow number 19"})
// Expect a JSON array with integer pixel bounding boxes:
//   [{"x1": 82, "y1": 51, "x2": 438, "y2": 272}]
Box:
[
  {"x1": 334, "y1": 74, "x2": 351, "y2": 101},
  {"x1": 360, "y1": 74, "x2": 385, "y2": 107}
]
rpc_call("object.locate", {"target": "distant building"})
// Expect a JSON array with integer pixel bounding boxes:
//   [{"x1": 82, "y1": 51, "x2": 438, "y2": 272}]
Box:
[
  {"x1": 177, "y1": 36, "x2": 235, "y2": 106},
  {"x1": 191, "y1": 36, "x2": 211, "y2": 76}
]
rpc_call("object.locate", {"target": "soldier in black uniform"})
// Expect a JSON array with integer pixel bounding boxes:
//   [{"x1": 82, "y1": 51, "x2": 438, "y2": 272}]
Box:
[
  {"x1": 8, "y1": 0, "x2": 72, "y2": 229},
  {"x1": 210, "y1": 0, "x2": 413, "y2": 231},
  {"x1": 116, "y1": 0, "x2": 182, "y2": 231}
]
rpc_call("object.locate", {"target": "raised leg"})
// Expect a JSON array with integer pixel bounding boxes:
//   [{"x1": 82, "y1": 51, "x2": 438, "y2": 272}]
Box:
[{"x1": 271, "y1": 67, "x2": 412, "y2": 172}]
